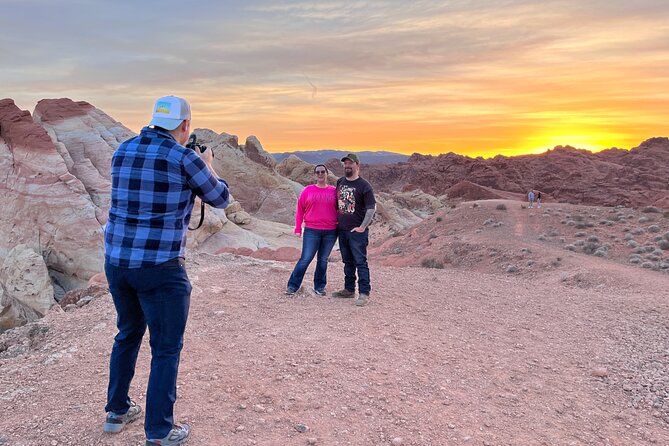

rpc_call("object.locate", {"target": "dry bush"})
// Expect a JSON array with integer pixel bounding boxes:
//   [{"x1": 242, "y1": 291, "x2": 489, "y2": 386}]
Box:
[
  {"x1": 496, "y1": 204, "x2": 507, "y2": 211},
  {"x1": 642, "y1": 206, "x2": 660, "y2": 213},
  {"x1": 421, "y1": 258, "x2": 444, "y2": 269}
]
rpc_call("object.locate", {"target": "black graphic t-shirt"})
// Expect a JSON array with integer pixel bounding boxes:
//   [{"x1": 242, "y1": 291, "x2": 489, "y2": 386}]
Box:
[{"x1": 336, "y1": 177, "x2": 376, "y2": 231}]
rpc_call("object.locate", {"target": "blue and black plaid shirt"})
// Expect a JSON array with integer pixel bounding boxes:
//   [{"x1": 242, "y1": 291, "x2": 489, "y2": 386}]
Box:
[{"x1": 104, "y1": 126, "x2": 230, "y2": 268}]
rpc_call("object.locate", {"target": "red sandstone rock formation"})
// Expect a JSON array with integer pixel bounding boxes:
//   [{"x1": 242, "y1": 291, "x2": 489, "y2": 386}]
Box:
[{"x1": 365, "y1": 138, "x2": 669, "y2": 208}]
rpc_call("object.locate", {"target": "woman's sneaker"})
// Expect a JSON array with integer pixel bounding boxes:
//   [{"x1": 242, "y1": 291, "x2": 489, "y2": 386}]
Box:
[
  {"x1": 146, "y1": 423, "x2": 190, "y2": 445},
  {"x1": 103, "y1": 400, "x2": 142, "y2": 433}
]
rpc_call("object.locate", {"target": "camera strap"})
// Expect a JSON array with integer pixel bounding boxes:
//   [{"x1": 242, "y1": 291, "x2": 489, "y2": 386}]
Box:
[{"x1": 188, "y1": 201, "x2": 206, "y2": 231}]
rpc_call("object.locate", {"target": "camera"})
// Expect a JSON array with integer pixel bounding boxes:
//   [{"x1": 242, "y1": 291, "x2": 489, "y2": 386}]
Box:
[{"x1": 185, "y1": 133, "x2": 208, "y2": 154}]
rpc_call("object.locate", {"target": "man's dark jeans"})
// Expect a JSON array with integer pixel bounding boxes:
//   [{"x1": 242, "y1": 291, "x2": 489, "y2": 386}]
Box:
[
  {"x1": 338, "y1": 229, "x2": 370, "y2": 294},
  {"x1": 104, "y1": 258, "x2": 191, "y2": 439},
  {"x1": 288, "y1": 228, "x2": 338, "y2": 291}
]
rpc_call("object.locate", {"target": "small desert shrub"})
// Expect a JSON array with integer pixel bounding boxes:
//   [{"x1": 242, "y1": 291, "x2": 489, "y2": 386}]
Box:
[
  {"x1": 659, "y1": 240, "x2": 669, "y2": 250},
  {"x1": 506, "y1": 265, "x2": 519, "y2": 273},
  {"x1": 664, "y1": 211, "x2": 669, "y2": 218},
  {"x1": 436, "y1": 217, "x2": 443, "y2": 222},
  {"x1": 567, "y1": 220, "x2": 576, "y2": 226},
  {"x1": 575, "y1": 232, "x2": 586, "y2": 237},
  {"x1": 586, "y1": 235, "x2": 600, "y2": 243},
  {"x1": 646, "y1": 255, "x2": 660, "y2": 262},
  {"x1": 493, "y1": 222, "x2": 503, "y2": 227},
  {"x1": 565, "y1": 244, "x2": 577, "y2": 251},
  {"x1": 628, "y1": 240, "x2": 638, "y2": 248},
  {"x1": 450, "y1": 204, "x2": 457, "y2": 209},
  {"x1": 644, "y1": 245, "x2": 655, "y2": 253},
  {"x1": 472, "y1": 203, "x2": 479, "y2": 208},
  {"x1": 520, "y1": 248, "x2": 532, "y2": 254},
  {"x1": 638, "y1": 216, "x2": 650, "y2": 223},
  {"x1": 575, "y1": 222, "x2": 587, "y2": 229},
  {"x1": 664, "y1": 232, "x2": 669, "y2": 241},
  {"x1": 421, "y1": 258, "x2": 444, "y2": 269},
  {"x1": 624, "y1": 233, "x2": 634, "y2": 241},
  {"x1": 574, "y1": 240, "x2": 585, "y2": 247},
  {"x1": 538, "y1": 235, "x2": 547, "y2": 241},
  {"x1": 548, "y1": 229, "x2": 559, "y2": 236},
  {"x1": 633, "y1": 247, "x2": 646, "y2": 254},
  {"x1": 642, "y1": 206, "x2": 660, "y2": 213},
  {"x1": 573, "y1": 215, "x2": 585, "y2": 222},
  {"x1": 648, "y1": 225, "x2": 660, "y2": 233},
  {"x1": 641, "y1": 262, "x2": 655, "y2": 269},
  {"x1": 629, "y1": 256, "x2": 642, "y2": 264},
  {"x1": 582, "y1": 242, "x2": 601, "y2": 255},
  {"x1": 496, "y1": 203, "x2": 507, "y2": 211},
  {"x1": 632, "y1": 228, "x2": 645, "y2": 235},
  {"x1": 593, "y1": 247, "x2": 608, "y2": 257}
]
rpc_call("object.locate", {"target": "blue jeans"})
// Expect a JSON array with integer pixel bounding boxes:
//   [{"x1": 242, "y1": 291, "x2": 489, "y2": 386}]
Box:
[
  {"x1": 338, "y1": 229, "x2": 371, "y2": 294},
  {"x1": 104, "y1": 258, "x2": 192, "y2": 439},
  {"x1": 287, "y1": 228, "x2": 338, "y2": 291}
]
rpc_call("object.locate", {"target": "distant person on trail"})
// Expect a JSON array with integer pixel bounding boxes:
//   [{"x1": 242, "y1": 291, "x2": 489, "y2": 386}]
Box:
[
  {"x1": 332, "y1": 153, "x2": 377, "y2": 307},
  {"x1": 286, "y1": 164, "x2": 338, "y2": 296},
  {"x1": 537, "y1": 191, "x2": 542, "y2": 208},
  {"x1": 527, "y1": 190, "x2": 535, "y2": 209},
  {"x1": 103, "y1": 96, "x2": 230, "y2": 446}
]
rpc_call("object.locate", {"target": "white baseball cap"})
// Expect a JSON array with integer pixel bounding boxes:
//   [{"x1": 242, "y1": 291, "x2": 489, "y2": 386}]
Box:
[{"x1": 149, "y1": 95, "x2": 191, "y2": 130}]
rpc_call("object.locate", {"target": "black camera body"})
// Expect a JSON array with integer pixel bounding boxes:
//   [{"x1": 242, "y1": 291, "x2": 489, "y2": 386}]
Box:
[{"x1": 185, "y1": 133, "x2": 208, "y2": 154}]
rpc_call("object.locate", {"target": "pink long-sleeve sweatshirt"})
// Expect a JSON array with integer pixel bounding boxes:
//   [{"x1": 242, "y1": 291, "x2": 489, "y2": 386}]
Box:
[{"x1": 294, "y1": 184, "x2": 338, "y2": 234}]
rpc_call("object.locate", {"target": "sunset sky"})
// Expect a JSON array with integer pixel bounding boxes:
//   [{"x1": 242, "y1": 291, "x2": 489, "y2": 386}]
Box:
[{"x1": 1, "y1": 0, "x2": 667, "y2": 157}]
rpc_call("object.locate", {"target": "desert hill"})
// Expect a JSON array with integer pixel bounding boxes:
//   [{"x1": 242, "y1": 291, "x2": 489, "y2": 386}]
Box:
[
  {"x1": 364, "y1": 138, "x2": 669, "y2": 208},
  {"x1": 272, "y1": 150, "x2": 409, "y2": 165},
  {"x1": 371, "y1": 199, "x2": 669, "y2": 277}
]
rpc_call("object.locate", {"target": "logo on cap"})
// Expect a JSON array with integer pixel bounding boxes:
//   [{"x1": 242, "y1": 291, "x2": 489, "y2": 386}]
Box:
[{"x1": 155, "y1": 102, "x2": 171, "y2": 114}]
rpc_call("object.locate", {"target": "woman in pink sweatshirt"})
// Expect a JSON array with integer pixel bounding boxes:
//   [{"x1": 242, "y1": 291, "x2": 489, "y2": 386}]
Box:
[{"x1": 286, "y1": 164, "x2": 338, "y2": 296}]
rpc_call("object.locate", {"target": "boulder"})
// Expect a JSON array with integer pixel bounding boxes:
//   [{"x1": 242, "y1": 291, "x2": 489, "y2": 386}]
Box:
[{"x1": 0, "y1": 245, "x2": 54, "y2": 330}]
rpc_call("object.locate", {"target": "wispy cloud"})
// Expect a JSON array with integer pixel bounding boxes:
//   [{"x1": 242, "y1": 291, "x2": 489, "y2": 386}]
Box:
[{"x1": 1, "y1": 0, "x2": 667, "y2": 156}]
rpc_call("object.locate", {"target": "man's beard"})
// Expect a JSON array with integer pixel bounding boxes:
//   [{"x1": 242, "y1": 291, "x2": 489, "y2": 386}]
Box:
[{"x1": 344, "y1": 168, "x2": 353, "y2": 178}]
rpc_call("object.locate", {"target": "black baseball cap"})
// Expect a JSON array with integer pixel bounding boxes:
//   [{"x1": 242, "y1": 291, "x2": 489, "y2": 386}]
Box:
[{"x1": 341, "y1": 153, "x2": 360, "y2": 164}]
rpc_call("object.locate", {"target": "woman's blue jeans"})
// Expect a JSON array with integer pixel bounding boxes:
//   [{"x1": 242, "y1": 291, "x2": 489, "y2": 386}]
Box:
[{"x1": 287, "y1": 228, "x2": 338, "y2": 291}]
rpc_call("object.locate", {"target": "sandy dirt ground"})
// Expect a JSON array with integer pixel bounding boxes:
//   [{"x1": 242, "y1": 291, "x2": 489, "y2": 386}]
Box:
[{"x1": 1, "y1": 201, "x2": 669, "y2": 446}]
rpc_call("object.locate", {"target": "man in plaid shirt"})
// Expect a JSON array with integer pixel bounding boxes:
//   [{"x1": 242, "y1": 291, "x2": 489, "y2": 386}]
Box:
[{"x1": 102, "y1": 96, "x2": 229, "y2": 445}]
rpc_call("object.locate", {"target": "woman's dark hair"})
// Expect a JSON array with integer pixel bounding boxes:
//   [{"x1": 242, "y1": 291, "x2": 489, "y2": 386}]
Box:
[{"x1": 314, "y1": 164, "x2": 328, "y2": 174}]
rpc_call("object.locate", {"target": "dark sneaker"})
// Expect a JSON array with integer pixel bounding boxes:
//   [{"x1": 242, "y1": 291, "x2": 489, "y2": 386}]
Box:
[
  {"x1": 332, "y1": 289, "x2": 355, "y2": 298},
  {"x1": 285, "y1": 288, "x2": 298, "y2": 295},
  {"x1": 146, "y1": 423, "x2": 190, "y2": 445},
  {"x1": 312, "y1": 288, "x2": 326, "y2": 296},
  {"x1": 355, "y1": 293, "x2": 370, "y2": 306},
  {"x1": 103, "y1": 400, "x2": 142, "y2": 433}
]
